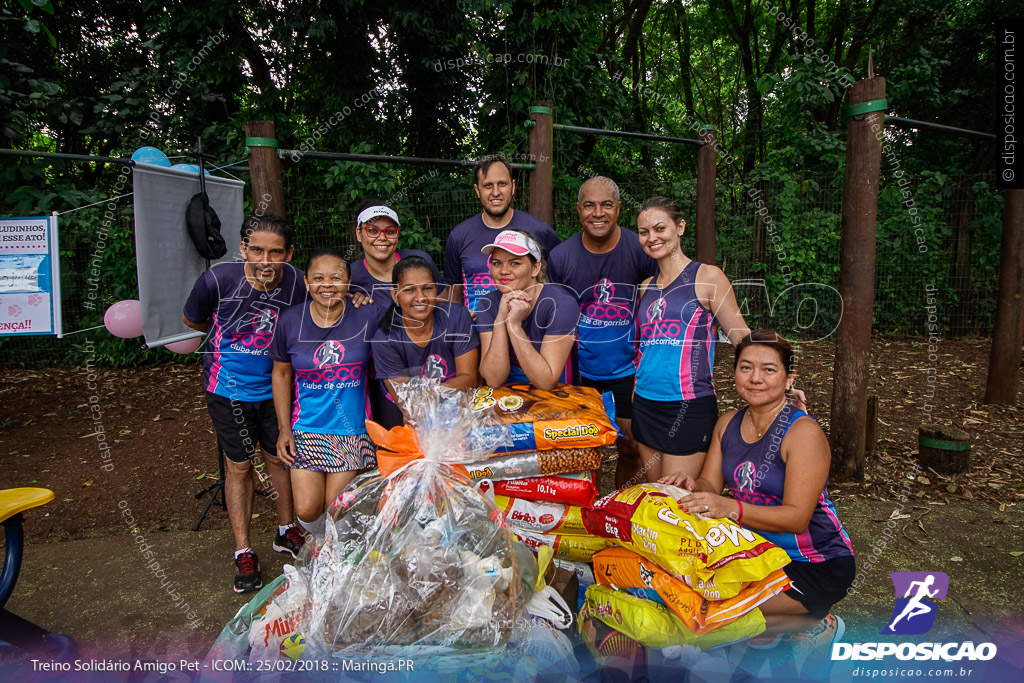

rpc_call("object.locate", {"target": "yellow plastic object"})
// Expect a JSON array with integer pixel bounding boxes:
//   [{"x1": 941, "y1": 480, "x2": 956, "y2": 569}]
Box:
[{"x1": 0, "y1": 488, "x2": 54, "y2": 524}]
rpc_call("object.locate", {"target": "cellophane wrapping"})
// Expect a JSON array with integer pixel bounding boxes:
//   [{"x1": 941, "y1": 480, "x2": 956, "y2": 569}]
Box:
[{"x1": 300, "y1": 379, "x2": 533, "y2": 660}]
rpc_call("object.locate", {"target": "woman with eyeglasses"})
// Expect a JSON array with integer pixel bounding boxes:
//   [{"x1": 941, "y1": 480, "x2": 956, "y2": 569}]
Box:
[
  {"x1": 349, "y1": 200, "x2": 445, "y2": 314},
  {"x1": 349, "y1": 200, "x2": 446, "y2": 428}
]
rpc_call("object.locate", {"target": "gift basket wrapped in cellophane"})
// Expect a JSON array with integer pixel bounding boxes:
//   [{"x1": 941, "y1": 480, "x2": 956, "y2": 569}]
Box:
[{"x1": 299, "y1": 378, "x2": 538, "y2": 671}]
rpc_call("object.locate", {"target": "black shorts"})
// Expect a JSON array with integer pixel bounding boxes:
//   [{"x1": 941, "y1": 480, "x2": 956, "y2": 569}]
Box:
[
  {"x1": 581, "y1": 374, "x2": 634, "y2": 421},
  {"x1": 631, "y1": 394, "x2": 718, "y2": 455},
  {"x1": 205, "y1": 392, "x2": 279, "y2": 463},
  {"x1": 783, "y1": 555, "x2": 856, "y2": 619}
]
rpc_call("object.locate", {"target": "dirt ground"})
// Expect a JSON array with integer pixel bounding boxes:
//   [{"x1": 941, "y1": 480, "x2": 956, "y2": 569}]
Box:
[{"x1": 1, "y1": 338, "x2": 1022, "y2": 664}]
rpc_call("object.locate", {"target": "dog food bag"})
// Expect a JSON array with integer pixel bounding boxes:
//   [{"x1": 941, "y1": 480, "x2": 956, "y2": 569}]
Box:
[
  {"x1": 468, "y1": 384, "x2": 618, "y2": 454},
  {"x1": 592, "y1": 546, "x2": 791, "y2": 633},
  {"x1": 583, "y1": 585, "x2": 766, "y2": 649},
  {"x1": 463, "y1": 447, "x2": 604, "y2": 481},
  {"x1": 582, "y1": 484, "x2": 790, "y2": 594},
  {"x1": 477, "y1": 471, "x2": 599, "y2": 507},
  {"x1": 482, "y1": 492, "x2": 588, "y2": 535},
  {"x1": 515, "y1": 530, "x2": 612, "y2": 563}
]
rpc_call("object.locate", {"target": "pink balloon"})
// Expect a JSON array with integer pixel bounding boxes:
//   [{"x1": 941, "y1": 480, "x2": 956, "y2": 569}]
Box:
[
  {"x1": 104, "y1": 300, "x2": 143, "y2": 338},
  {"x1": 165, "y1": 336, "x2": 203, "y2": 354}
]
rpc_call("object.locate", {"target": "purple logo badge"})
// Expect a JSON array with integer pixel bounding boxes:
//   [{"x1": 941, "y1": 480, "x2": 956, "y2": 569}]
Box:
[
  {"x1": 594, "y1": 279, "x2": 614, "y2": 303},
  {"x1": 882, "y1": 572, "x2": 949, "y2": 635},
  {"x1": 313, "y1": 340, "x2": 345, "y2": 368},
  {"x1": 646, "y1": 297, "x2": 666, "y2": 322},
  {"x1": 733, "y1": 461, "x2": 756, "y2": 492},
  {"x1": 422, "y1": 354, "x2": 449, "y2": 380}
]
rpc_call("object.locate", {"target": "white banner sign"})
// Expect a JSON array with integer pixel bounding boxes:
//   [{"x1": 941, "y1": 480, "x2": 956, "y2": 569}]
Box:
[{"x1": 0, "y1": 215, "x2": 62, "y2": 336}]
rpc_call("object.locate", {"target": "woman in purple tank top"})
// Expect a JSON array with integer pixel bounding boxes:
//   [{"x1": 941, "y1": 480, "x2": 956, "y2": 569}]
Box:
[
  {"x1": 659, "y1": 330, "x2": 854, "y2": 652},
  {"x1": 632, "y1": 196, "x2": 753, "y2": 483}
]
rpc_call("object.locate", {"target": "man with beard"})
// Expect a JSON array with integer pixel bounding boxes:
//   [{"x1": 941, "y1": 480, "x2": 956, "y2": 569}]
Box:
[{"x1": 444, "y1": 157, "x2": 561, "y2": 314}]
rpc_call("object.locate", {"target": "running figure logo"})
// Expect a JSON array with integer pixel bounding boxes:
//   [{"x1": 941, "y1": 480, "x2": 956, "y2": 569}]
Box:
[
  {"x1": 647, "y1": 297, "x2": 666, "y2": 322},
  {"x1": 252, "y1": 308, "x2": 276, "y2": 334},
  {"x1": 882, "y1": 572, "x2": 949, "y2": 635},
  {"x1": 422, "y1": 354, "x2": 448, "y2": 380},
  {"x1": 595, "y1": 278, "x2": 614, "y2": 303},
  {"x1": 313, "y1": 340, "x2": 344, "y2": 368},
  {"x1": 734, "y1": 461, "x2": 756, "y2": 492}
]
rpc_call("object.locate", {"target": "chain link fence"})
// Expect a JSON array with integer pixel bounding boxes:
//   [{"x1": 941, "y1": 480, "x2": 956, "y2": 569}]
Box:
[{"x1": 0, "y1": 161, "x2": 1004, "y2": 368}]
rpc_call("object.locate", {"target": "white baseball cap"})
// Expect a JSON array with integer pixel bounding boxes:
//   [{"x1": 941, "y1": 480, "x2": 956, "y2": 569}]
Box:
[
  {"x1": 480, "y1": 229, "x2": 542, "y2": 260},
  {"x1": 356, "y1": 205, "x2": 401, "y2": 227}
]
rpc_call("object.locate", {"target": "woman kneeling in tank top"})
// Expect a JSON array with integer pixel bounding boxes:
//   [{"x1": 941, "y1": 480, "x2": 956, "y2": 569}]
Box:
[{"x1": 660, "y1": 330, "x2": 854, "y2": 652}]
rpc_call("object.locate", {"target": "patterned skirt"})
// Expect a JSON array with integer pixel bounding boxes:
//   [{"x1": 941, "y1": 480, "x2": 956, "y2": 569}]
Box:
[{"x1": 291, "y1": 431, "x2": 377, "y2": 473}]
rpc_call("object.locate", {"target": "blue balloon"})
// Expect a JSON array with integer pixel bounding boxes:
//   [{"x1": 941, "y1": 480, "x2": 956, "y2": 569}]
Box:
[
  {"x1": 171, "y1": 163, "x2": 210, "y2": 175},
  {"x1": 131, "y1": 146, "x2": 172, "y2": 167}
]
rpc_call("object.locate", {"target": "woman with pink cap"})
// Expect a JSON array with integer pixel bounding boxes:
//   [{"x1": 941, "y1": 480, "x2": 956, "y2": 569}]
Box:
[{"x1": 476, "y1": 229, "x2": 580, "y2": 390}]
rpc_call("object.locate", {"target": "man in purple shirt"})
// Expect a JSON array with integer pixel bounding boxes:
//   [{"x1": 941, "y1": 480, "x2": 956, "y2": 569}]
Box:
[
  {"x1": 444, "y1": 157, "x2": 561, "y2": 313},
  {"x1": 547, "y1": 177, "x2": 656, "y2": 487},
  {"x1": 182, "y1": 213, "x2": 307, "y2": 593}
]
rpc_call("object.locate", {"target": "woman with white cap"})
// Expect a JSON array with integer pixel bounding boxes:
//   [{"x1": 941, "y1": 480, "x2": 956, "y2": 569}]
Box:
[
  {"x1": 349, "y1": 199, "x2": 445, "y2": 314},
  {"x1": 476, "y1": 229, "x2": 580, "y2": 390},
  {"x1": 349, "y1": 200, "x2": 445, "y2": 426}
]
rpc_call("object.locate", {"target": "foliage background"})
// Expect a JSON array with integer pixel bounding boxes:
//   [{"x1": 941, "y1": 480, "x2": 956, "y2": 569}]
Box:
[{"x1": 0, "y1": 0, "x2": 1008, "y2": 365}]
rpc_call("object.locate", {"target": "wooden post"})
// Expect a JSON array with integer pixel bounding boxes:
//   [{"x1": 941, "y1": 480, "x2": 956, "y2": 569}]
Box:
[
  {"x1": 244, "y1": 121, "x2": 286, "y2": 218},
  {"x1": 528, "y1": 102, "x2": 554, "y2": 226},
  {"x1": 917, "y1": 424, "x2": 970, "y2": 474},
  {"x1": 984, "y1": 188, "x2": 1024, "y2": 404},
  {"x1": 829, "y1": 77, "x2": 885, "y2": 482},
  {"x1": 695, "y1": 126, "x2": 717, "y2": 265}
]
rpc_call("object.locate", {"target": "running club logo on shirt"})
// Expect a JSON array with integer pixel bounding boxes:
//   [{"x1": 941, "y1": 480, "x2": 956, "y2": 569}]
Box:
[
  {"x1": 313, "y1": 340, "x2": 345, "y2": 368},
  {"x1": 297, "y1": 341, "x2": 362, "y2": 385},
  {"x1": 468, "y1": 272, "x2": 494, "y2": 294},
  {"x1": 640, "y1": 297, "x2": 681, "y2": 339},
  {"x1": 733, "y1": 461, "x2": 757, "y2": 492},
  {"x1": 583, "y1": 279, "x2": 630, "y2": 322},
  {"x1": 422, "y1": 354, "x2": 449, "y2": 380},
  {"x1": 228, "y1": 308, "x2": 278, "y2": 350},
  {"x1": 882, "y1": 572, "x2": 949, "y2": 635}
]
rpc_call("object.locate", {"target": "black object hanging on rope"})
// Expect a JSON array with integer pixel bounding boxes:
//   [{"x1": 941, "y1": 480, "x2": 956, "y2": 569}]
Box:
[{"x1": 186, "y1": 137, "x2": 227, "y2": 261}]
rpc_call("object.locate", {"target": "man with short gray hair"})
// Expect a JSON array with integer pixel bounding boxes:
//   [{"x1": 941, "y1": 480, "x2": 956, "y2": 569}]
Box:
[{"x1": 547, "y1": 176, "x2": 656, "y2": 487}]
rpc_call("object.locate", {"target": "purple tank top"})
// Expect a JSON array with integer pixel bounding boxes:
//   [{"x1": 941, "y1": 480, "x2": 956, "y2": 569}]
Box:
[
  {"x1": 634, "y1": 260, "x2": 716, "y2": 401},
  {"x1": 720, "y1": 405, "x2": 854, "y2": 563}
]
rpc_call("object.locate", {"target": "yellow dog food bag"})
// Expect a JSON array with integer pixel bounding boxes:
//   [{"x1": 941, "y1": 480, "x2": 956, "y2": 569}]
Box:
[
  {"x1": 581, "y1": 484, "x2": 789, "y2": 594},
  {"x1": 583, "y1": 584, "x2": 766, "y2": 649},
  {"x1": 592, "y1": 546, "x2": 791, "y2": 633},
  {"x1": 515, "y1": 530, "x2": 612, "y2": 562}
]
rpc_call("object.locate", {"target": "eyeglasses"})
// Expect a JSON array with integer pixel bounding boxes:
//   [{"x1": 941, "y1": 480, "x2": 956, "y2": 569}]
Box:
[{"x1": 362, "y1": 225, "x2": 400, "y2": 239}]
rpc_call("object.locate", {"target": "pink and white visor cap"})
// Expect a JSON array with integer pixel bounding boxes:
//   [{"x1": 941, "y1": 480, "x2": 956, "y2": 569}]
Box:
[{"x1": 480, "y1": 230, "x2": 543, "y2": 260}]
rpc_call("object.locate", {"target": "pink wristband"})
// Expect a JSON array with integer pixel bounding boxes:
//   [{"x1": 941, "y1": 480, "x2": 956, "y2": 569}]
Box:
[{"x1": 736, "y1": 500, "x2": 744, "y2": 523}]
